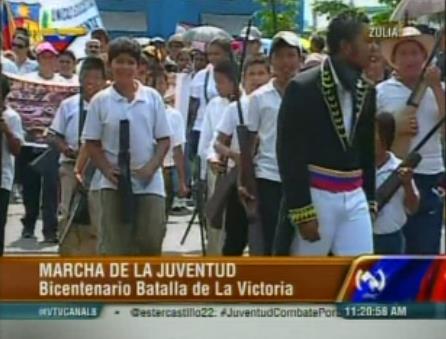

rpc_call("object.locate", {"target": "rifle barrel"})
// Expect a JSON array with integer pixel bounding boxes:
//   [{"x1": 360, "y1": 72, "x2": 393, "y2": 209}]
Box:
[{"x1": 407, "y1": 28, "x2": 445, "y2": 106}]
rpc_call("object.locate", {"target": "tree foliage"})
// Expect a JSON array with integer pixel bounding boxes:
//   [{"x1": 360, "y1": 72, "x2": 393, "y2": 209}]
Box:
[
  {"x1": 312, "y1": 0, "x2": 404, "y2": 25},
  {"x1": 255, "y1": 0, "x2": 299, "y2": 37}
]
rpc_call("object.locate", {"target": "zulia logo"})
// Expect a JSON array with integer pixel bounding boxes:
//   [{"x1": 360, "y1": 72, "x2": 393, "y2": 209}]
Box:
[{"x1": 355, "y1": 269, "x2": 386, "y2": 294}]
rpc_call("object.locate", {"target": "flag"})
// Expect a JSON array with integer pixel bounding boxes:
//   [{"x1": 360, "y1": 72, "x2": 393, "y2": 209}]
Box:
[
  {"x1": 43, "y1": 35, "x2": 77, "y2": 53},
  {"x1": 9, "y1": 1, "x2": 41, "y2": 44},
  {"x1": 2, "y1": 1, "x2": 16, "y2": 50}
]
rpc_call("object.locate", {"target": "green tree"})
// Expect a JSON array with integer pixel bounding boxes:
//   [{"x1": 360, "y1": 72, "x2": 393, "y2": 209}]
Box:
[
  {"x1": 255, "y1": 0, "x2": 299, "y2": 37},
  {"x1": 372, "y1": 0, "x2": 402, "y2": 24},
  {"x1": 313, "y1": 0, "x2": 352, "y2": 20}
]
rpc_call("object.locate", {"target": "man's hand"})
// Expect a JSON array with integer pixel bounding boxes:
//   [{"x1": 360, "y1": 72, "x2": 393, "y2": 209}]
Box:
[
  {"x1": 74, "y1": 168, "x2": 84, "y2": 186},
  {"x1": 133, "y1": 165, "x2": 155, "y2": 184},
  {"x1": 397, "y1": 111, "x2": 418, "y2": 136},
  {"x1": 209, "y1": 159, "x2": 226, "y2": 175},
  {"x1": 103, "y1": 166, "x2": 120, "y2": 186},
  {"x1": 424, "y1": 65, "x2": 442, "y2": 89},
  {"x1": 178, "y1": 182, "x2": 189, "y2": 198},
  {"x1": 297, "y1": 219, "x2": 321, "y2": 242},
  {"x1": 398, "y1": 167, "x2": 414, "y2": 187},
  {"x1": 63, "y1": 146, "x2": 77, "y2": 159},
  {"x1": 238, "y1": 185, "x2": 255, "y2": 202}
]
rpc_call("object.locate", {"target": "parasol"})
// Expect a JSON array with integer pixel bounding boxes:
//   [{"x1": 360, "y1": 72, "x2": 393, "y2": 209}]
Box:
[
  {"x1": 182, "y1": 25, "x2": 232, "y2": 43},
  {"x1": 391, "y1": 0, "x2": 445, "y2": 20}
]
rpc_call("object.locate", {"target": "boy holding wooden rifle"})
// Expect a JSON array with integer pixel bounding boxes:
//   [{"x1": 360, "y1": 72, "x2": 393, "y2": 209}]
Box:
[
  {"x1": 82, "y1": 38, "x2": 171, "y2": 256},
  {"x1": 50, "y1": 57, "x2": 107, "y2": 255},
  {"x1": 375, "y1": 113, "x2": 419, "y2": 254}
]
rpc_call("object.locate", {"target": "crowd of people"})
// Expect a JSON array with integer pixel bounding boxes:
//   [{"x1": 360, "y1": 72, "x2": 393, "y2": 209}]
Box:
[{"x1": 0, "y1": 12, "x2": 445, "y2": 257}]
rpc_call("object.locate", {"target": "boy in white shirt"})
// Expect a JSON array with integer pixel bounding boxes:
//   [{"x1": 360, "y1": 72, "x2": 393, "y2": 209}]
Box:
[
  {"x1": 214, "y1": 55, "x2": 271, "y2": 255},
  {"x1": 50, "y1": 57, "x2": 107, "y2": 255},
  {"x1": 82, "y1": 38, "x2": 172, "y2": 256},
  {"x1": 198, "y1": 60, "x2": 238, "y2": 254},
  {"x1": 243, "y1": 32, "x2": 302, "y2": 255},
  {"x1": 0, "y1": 74, "x2": 24, "y2": 255},
  {"x1": 375, "y1": 113, "x2": 419, "y2": 254},
  {"x1": 188, "y1": 38, "x2": 233, "y2": 160}
]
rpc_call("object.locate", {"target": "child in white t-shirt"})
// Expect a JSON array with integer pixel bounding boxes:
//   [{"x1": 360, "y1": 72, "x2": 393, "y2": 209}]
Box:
[
  {"x1": 214, "y1": 55, "x2": 271, "y2": 256},
  {"x1": 375, "y1": 113, "x2": 419, "y2": 254},
  {"x1": 197, "y1": 60, "x2": 238, "y2": 254},
  {"x1": 82, "y1": 38, "x2": 172, "y2": 256}
]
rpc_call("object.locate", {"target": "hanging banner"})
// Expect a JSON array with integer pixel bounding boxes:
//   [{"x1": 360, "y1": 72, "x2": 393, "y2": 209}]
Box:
[{"x1": 5, "y1": 73, "x2": 79, "y2": 145}]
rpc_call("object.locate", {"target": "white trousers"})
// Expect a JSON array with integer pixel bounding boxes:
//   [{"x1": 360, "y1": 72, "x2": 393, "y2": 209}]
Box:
[{"x1": 290, "y1": 187, "x2": 373, "y2": 256}]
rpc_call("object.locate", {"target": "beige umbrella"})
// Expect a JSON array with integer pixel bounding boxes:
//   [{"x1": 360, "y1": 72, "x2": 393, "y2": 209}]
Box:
[
  {"x1": 182, "y1": 26, "x2": 232, "y2": 43},
  {"x1": 391, "y1": 0, "x2": 445, "y2": 20}
]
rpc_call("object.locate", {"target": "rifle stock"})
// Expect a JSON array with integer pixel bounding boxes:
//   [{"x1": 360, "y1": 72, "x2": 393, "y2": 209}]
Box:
[
  {"x1": 117, "y1": 120, "x2": 135, "y2": 224},
  {"x1": 392, "y1": 84, "x2": 427, "y2": 158},
  {"x1": 205, "y1": 167, "x2": 237, "y2": 229},
  {"x1": 376, "y1": 152, "x2": 422, "y2": 212},
  {"x1": 59, "y1": 162, "x2": 96, "y2": 245},
  {"x1": 237, "y1": 125, "x2": 264, "y2": 255}
]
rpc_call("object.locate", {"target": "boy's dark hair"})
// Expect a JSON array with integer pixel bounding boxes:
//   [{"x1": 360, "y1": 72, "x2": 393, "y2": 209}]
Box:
[
  {"x1": 208, "y1": 37, "x2": 234, "y2": 62},
  {"x1": 80, "y1": 57, "x2": 106, "y2": 80},
  {"x1": 108, "y1": 37, "x2": 141, "y2": 64},
  {"x1": 152, "y1": 67, "x2": 169, "y2": 82},
  {"x1": 176, "y1": 48, "x2": 192, "y2": 61},
  {"x1": 376, "y1": 112, "x2": 396, "y2": 150},
  {"x1": 327, "y1": 10, "x2": 370, "y2": 55},
  {"x1": 310, "y1": 34, "x2": 325, "y2": 52},
  {"x1": 59, "y1": 50, "x2": 76, "y2": 62},
  {"x1": 14, "y1": 27, "x2": 29, "y2": 37},
  {"x1": 214, "y1": 60, "x2": 238, "y2": 86},
  {"x1": 151, "y1": 66, "x2": 169, "y2": 88},
  {"x1": 92, "y1": 28, "x2": 110, "y2": 43},
  {"x1": 243, "y1": 55, "x2": 270, "y2": 75}
]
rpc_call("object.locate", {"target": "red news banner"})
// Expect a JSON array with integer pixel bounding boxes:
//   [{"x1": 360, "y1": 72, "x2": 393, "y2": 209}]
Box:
[{"x1": 0, "y1": 258, "x2": 351, "y2": 302}]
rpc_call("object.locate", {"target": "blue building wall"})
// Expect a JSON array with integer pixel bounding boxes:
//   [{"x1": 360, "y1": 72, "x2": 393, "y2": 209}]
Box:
[{"x1": 96, "y1": 0, "x2": 305, "y2": 38}]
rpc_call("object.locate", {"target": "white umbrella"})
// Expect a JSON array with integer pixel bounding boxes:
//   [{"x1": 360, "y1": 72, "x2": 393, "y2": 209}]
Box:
[
  {"x1": 391, "y1": 0, "x2": 445, "y2": 20},
  {"x1": 182, "y1": 26, "x2": 232, "y2": 43}
]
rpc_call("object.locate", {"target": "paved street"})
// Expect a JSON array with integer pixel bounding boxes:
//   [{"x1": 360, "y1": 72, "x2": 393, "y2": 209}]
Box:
[
  {"x1": 4, "y1": 202, "x2": 204, "y2": 256},
  {"x1": 4, "y1": 202, "x2": 445, "y2": 256}
]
